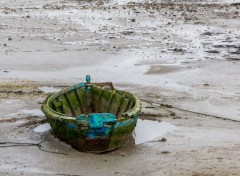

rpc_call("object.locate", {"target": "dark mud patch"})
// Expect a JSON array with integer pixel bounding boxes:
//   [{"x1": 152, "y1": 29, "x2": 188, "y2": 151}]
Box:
[
  {"x1": 230, "y1": 3, "x2": 240, "y2": 7},
  {"x1": 0, "y1": 70, "x2": 10, "y2": 73},
  {"x1": 0, "y1": 115, "x2": 43, "y2": 123},
  {"x1": 121, "y1": 31, "x2": 135, "y2": 35},
  {"x1": 17, "y1": 118, "x2": 47, "y2": 129},
  {"x1": 0, "y1": 117, "x2": 19, "y2": 123},
  {"x1": 192, "y1": 173, "x2": 215, "y2": 176},
  {"x1": 205, "y1": 50, "x2": 220, "y2": 54},
  {"x1": 227, "y1": 57, "x2": 240, "y2": 61},
  {"x1": 213, "y1": 44, "x2": 240, "y2": 49},
  {"x1": 0, "y1": 83, "x2": 46, "y2": 98},
  {"x1": 229, "y1": 51, "x2": 240, "y2": 55},
  {"x1": 0, "y1": 116, "x2": 47, "y2": 136},
  {"x1": 141, "y1": 112, "x2": 163, "y2": 121},
  {"x1": 145, "y1": 65, "x2": 184, "y2": 75}
]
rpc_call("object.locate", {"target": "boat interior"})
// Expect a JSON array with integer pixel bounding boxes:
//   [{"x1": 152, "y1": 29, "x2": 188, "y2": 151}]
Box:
[{"x1": 48, "y1": 83, "x2": 136, "y2": 119}]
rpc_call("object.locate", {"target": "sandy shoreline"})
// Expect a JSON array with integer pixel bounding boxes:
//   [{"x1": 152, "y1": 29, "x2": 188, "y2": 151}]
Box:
[{"x1": 0, "y1": 0, "x2": 240, "y2": 175}]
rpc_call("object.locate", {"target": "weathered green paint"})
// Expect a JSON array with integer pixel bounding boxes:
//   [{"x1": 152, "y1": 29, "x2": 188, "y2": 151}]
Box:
[{"x1": 41, "y1": 81, "x2": 141, "y2": 153}]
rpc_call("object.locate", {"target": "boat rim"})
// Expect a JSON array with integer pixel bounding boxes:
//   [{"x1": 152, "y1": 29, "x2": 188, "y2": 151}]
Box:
[{"x1": 41, "y1": 82, "x2": 142, "y2": 122}]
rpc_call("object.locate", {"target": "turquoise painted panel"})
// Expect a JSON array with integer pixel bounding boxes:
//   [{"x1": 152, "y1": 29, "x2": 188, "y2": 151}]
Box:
[
  {"x1": 76, "y1": 113, "x2": 117, "y2": 139},
  {"x1": 89, "y1": 113, "x2": 116, "y2": 128}
]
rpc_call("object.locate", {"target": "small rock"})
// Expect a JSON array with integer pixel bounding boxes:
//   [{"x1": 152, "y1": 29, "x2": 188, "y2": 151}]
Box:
[
  {"x1": 8, "y1": 37, "x2": 12, "y2": 41},
  {"x1": 161, "y1": 151, "x2": 170, "y2": 154},
  {"x1": 185, "y1": 17, "x2": 192, "y2": 21},
  {"x1": 173, "y1": 48, "x2": 184, "y2": 52},
  {"x1": 173, "y1": 116, "x2": 181, "y2": 119},
  {"x1": 205, "y1": 50, "x2": 219, "y2": 54},
  {"x1": 227, "y1": 58, "x2": 240, "y2": 61},
  {"x1": 131, "y1": 18, "x2": 136, "y2": 22},
  {"x1": 202, "y1": 32, "x2": 213, "y2": 36},
  {"x1": 159, "y1": 137, "x2": 167, "y2": 142},
  {"x1": 119, "y1": 152, "x2": 126, "y2": 157},
  {"x1": 121, "y1": 31, "x2": 134, "y2": 35}
]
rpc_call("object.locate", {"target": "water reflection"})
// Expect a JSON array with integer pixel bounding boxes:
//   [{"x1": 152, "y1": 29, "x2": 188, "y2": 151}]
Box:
[
  {"x1": 133, "y1": 119, "x2": 176, "y2": 144},
  {"x1": 34, "y1": 123, "x2": 51, "y2": 133}
]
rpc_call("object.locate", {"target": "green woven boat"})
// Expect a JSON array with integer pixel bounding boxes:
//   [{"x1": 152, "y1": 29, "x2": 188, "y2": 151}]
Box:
[{"x1": 41, "y1": 76, "x2": 141, "y2": 153}]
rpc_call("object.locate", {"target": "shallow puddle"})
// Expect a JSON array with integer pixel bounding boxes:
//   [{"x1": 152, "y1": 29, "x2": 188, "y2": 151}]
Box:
[
  {"x1": 34, "y1": 120, "x2": 176, "y2": 144},
  {"x1": 33, "y1": 123, "x2": 51, "y2": 133},
  {"x1": 133, "y1": 119, "x2": 176, "y2": 145}
]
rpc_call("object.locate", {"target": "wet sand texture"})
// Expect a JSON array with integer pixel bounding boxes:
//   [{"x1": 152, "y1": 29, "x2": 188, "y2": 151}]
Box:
[{"x1": 0, "y1": 0, "x2": 240, "y2": 175}]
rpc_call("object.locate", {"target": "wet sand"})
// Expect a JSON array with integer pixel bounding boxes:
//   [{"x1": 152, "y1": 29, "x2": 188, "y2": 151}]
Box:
[{"x1": 0, "y1": 0, "x2": 240, "y2": 175}]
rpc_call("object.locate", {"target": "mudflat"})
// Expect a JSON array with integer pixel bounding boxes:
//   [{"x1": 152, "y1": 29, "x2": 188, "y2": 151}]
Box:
[{"x1": 0, "y1": 0, "x2": 240, "y2": 175}]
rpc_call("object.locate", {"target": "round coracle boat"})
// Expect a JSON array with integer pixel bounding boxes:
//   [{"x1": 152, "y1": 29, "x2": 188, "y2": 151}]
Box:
[{"x1": 41, "y1": 76, "x2": 142, "y2": 153}]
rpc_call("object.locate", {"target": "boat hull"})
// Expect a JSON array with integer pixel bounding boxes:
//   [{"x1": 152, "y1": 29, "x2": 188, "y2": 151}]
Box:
[
  {"x1": 41, "y1": 82, "x2": 141, "y2": 153},
  {"x1": 45, "y1": 114, "x2": 139, "y2": 153}
]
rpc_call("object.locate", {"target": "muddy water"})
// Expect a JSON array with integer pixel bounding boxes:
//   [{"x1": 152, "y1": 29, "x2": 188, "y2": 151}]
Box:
[
  {"x1": 33, "y1": 123, "x2": 51, "y2": 133},
  {"x1": 34, "y1": 119, "x2": 176, "y2": 145}
]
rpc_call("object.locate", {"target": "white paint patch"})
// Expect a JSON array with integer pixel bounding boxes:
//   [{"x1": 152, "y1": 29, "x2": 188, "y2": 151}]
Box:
[{"x1": 134, "y1": 119, "x2": 176, "y2": 145}]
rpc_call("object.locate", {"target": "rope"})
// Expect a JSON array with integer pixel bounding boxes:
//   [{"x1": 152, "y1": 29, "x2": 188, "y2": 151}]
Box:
[{"x1": 0, "y1": 116, "x2": 68, "y2": 155}]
